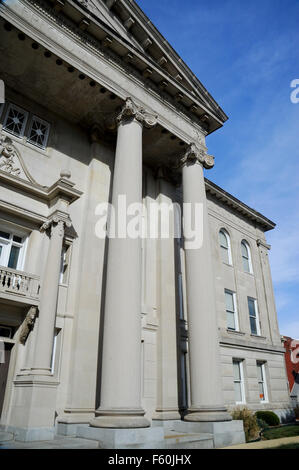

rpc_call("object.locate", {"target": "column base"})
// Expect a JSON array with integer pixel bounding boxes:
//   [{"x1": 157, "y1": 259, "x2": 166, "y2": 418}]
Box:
[
  {"x1": 77, "y1": 425, "x2": 164, "y2": 448},
  {"x1": 184, "y1": 406, "x2": 232, "y2": 422},
  {"x1": 8, "y1": 374, "x2": 59, "y2": 441},
  {"x1": 90, "y1": 408, "x2": 150, "y2": 429}
]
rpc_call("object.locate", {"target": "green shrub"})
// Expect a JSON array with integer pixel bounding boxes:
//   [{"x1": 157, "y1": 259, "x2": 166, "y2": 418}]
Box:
[
  {"x1": 256, "y1": 418, "x2": 269, "y2": 431},
  {"x1": 255, "y1": 410, "x2": 280, "y2": 427},
  {"x1": 231, "y1": 407, "x2": 260, "y2": 442}
]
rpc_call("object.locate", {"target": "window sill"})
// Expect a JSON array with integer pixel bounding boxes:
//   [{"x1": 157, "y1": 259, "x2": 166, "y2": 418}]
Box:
[
  {"x1": 227, "y1": 329, "x2": 246, "y2": 336},
  {"x1": 222, "y1": 262, "x2": 233, "y2": 268},
  {"x1": 250, "y1": 334, "x2": 266, "y2": 340}
]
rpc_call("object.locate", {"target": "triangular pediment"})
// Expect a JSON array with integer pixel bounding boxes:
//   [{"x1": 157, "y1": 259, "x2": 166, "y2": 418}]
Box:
[
  {"x1": 74, "y1": 0, "x2": 227, "y2": 125},
  {"x1": 81, "y1": 0, "x2": 144, "y2": 51}
]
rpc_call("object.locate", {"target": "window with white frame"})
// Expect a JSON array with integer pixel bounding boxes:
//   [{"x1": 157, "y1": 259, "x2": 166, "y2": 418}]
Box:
[
  {"x1": 233, "y1": 359, "x2": 246, "y2": 404},
  {"x1": 0, "y1": 227, "x2": 27, "y2": 270},
  {"x1": 257, "y1": 362, "x2": 268, "y2": 402},
  {"x1": 219, "y1": 229, "x2": 232, "y2": 265},
  {"x1": 225, "y1": 290, "x2": 239, "y2": 331},
  {"x1": 2, "y1": 103, "x2": 28, "y2": 138},
  {"x1": 241, "y1": 240, "x2": 253, "y2": 273},
  {"x1": 27, "y1": 115, "x2": 50, "y2": 149},
  {"x1": 248, "y1": 297, "x2": 260, "y2": 335}
]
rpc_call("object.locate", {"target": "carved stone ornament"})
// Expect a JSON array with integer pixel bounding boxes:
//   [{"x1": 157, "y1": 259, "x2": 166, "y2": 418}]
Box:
[
  {"x1": 41, "y1": 213, "x2": 72, "y2": 234},
  {"x1": 116, "y1": 97, "x2": 158, "y2": 128},
  {"x1": 0, "y1": 134, "x2": 40, "y2": 184},
  {"x1": 19, "y1": 306, "x2": 38, "y2": 345},
  {"x1": 179, "y1": 143, "x2": 215, "y2": 170}
]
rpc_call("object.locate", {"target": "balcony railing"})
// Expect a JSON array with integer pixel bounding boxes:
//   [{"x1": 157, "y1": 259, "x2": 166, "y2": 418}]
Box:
[{"x1": 0, "y1": 266, "x2": 40, "y2": 303}]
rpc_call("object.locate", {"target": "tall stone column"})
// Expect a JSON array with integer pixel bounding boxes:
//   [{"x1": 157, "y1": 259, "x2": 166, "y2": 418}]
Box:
[
  {"x1": 31, "y1": 213, "x2": 71, "y2": 376},
  {"x1": 91, "y1": 98, "x2": 157, "y2": 429},
  {"x1": 181, "y1": 144, "x2": 231, "y2": 422},
  {"x1": 153, "y1": 173, "x2": 180, "y2": 421}
]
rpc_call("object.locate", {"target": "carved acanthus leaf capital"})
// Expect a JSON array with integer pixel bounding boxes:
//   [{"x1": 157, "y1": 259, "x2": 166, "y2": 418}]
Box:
[
  {"x1": 41, "y1": 212, "x2": 72, "y2": 234},
  {"x1": 179, "y1": 143, "x2": 215, "y2": 170},
  {"x1": 116, "y1": 97, "x2": 158, "y2": 128}
]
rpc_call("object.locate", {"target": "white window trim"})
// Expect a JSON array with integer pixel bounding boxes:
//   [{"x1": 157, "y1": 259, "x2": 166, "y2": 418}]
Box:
[
  {"x1": 225, "y1": 289, "x2": 239, "y2": 332},
  {"x1": 241, "y1": 240, "x2": 253, "y2": 274},
  {"x1": 2, "y1": 102, "x2": 29, "y2": 138},
  {"x1": 257, "y1": 362, "x2": 269, "y2": 403},
  {"x1": 0, "y1": 221, "x2": 29, "y2": 271},
  {"x1": 233, "y1": 359, "x2": 246, "y2": 405},
  {"x1": 248, "y1": 297, "x2": 261, "y2": 336},
  {"x1": 219, "y1": 229, "x2": 233, "y2": 265}
]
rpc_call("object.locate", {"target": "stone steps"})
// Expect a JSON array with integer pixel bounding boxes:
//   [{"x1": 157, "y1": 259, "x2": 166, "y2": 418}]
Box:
[{"x1": 124, "y1": 432, "x2": 214, "y2": 449}]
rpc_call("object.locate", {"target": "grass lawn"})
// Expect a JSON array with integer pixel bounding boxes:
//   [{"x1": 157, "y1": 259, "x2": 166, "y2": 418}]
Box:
[{"x1": 263, "y1": 425, "x2": 299, "y2": 441}]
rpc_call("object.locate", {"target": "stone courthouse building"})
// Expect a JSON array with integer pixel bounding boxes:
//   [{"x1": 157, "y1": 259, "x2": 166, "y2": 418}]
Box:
[{"x1": 0, "y1": 0, "x2": 291, "y2": 448}]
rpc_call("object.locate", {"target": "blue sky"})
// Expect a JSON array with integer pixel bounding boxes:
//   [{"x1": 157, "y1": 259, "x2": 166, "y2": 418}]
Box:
[{"x1": 137, "y1": 0, "x2": 299, "y2": 339}]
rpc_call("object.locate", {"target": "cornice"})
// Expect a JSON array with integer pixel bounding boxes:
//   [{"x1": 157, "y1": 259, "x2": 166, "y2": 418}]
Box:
[{"x1": 6, "y1": 0, "x2": 224, "y2": 133}]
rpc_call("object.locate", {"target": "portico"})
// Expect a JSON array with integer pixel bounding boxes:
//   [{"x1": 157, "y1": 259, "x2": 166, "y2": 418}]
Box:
[{"x1": 3, "y1": 0, "x2": 293, "y2": 449}]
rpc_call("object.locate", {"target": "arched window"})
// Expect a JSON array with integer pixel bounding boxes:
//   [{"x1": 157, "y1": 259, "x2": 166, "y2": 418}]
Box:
[
  {"x1": 219, "y1": 229, "x2": 232, "y2": 265},
  {"x1": 241, "y1": 240, "x2": 253, "y2": 273}
]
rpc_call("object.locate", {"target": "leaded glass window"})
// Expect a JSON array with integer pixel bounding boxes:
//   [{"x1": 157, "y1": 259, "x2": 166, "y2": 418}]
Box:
[
  {"x1": 27, "y1": 115, "x2": 50, "y2": 149},
  {"x1": 3, "y1": 103, "x2": 28, "y2": 137}
]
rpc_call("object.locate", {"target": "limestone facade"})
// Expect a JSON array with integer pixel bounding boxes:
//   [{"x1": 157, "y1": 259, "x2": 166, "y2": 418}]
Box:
[{"x1": 0, "y1": 0, "x2": 291, "y2": 444}]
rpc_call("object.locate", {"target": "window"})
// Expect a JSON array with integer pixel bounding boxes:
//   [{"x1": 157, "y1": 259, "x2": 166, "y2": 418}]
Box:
[
  {"x1": 27, "y1": 115, "x2": 50, "y2": 149},
  {"x1": 0, "y1": 228, "x2": 26, "y2": 270},
  {"x1": 225, "y1": 290, "x2": 239, "y2": 331},
  {"x1": 257, "y1": 362, "x2": 268, "y2": 402},
  {"x1": 248, "y1": 297, "x2": 260, "y2": 335},
  {"x1": 233, "y1": 360, "x2": 246, "y2": 404},
  {"x1": 219, "y1": 229, "x2": 232, "y2": 265},
  {"x1": 2, "y1": 103, "x2": 28, "y2": 138},
  {"x1": 241, "y1": 240, "x2": 253, "y2": 273},
  {"x1": 59, "y1": 243, "x2": 71, "y2": 285},
  {"x1": 1, "y1": 101, "x2": 51, "y2": 149}
]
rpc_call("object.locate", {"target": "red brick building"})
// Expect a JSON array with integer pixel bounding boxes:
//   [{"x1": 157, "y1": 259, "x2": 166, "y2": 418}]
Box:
[{"x1": 283, "y1": 336, "x2": 299, "y2": 400}]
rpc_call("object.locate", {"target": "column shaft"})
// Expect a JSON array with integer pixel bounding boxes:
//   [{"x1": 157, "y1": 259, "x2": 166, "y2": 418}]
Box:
[
  {"x1": 182, "y1": 147, "x2": 231, "y2": 422},
  {"x1": 31, "y1": 220, "x2": 64, "y2": 375},
  {"x1": 92, "y1": 114, "x2": 149, "y2": 428}
]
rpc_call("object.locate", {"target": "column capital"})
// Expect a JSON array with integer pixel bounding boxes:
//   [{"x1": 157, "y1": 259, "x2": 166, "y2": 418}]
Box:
[
  {"x1": 41, "y1": 211, "x2": 72, "y2": 234},
  {"x1": 180, "y1": 143, "x2": 215, "y2": 170},
  {"x1": 116, "y1": 97, "x2": 158, "y2": 128}
]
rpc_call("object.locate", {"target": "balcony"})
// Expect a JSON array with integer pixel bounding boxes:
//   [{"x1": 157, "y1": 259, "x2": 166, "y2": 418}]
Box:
[{"x1": 0, "y1": 267, "x2": 40, "y2": 306}]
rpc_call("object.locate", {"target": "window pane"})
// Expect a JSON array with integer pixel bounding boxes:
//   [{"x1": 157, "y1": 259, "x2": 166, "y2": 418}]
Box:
[
  {"x1": 234, "y1": 382, "x2": 242, "y2": 403},
  {"x1": 248, "y1": 299, "x2": 256, "y2": 317},
  {"x1": 259, "y1": 382, "x2": 265, "y2": 400},
  {"x1": 3, "y1": 104, "x2": 28, "y2": 137},
  {"x1": 257, "y1": 364, "x2": 263, "y2": 381},
  {"x1": 241, "y1": 241, "x2": 248, "y2": 258},
  {"x1": 221, "y1": 246, "x2": 229, "y2": 264},
  {"x1": 225, "y1": 292, "x2": 234, "y2": 312},
  {"x1": 242, "y1": 257, "x2": 250, "y2": 272},
  {"x1": 0, "y1": 231, "x2": 10, "y2": 239},
  {"x1": 219, "y1": 231, "x2": 228, "y2": 248},
  {"x1": 13, "y1": 235, "x2": 22, "y2": 243},
  {"x1": 227, "y1": 311, "x2": 236, "y2": 330},
  {"x1": 8, "y1": 245, "x2": 20, "y2": 269},
  {"x1": 233, "y1": 362, "x2": 241, "y2": 381},
  {"x1": 250, "y1": 316, "x2": 257, "y2": 335},
  {"x1": 27, "y1": 116, "x2": 50, "y2": 148}
]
